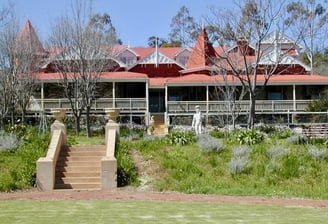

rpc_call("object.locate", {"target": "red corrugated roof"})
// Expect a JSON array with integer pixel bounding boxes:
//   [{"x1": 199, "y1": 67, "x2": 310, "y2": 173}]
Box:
[
  {"x1": 36, "y1": 71, "x2": 148, "y2": 81},
  {"x1": 165, "y1": 73, "x2": 328, "y2": 85},
  {"x1": 149, "y1": 77, "x2": 169, "y2": 87},
  {"x1": 100, "y1": 71, "x2": 148, "y2": 80},
  {"x1": 131, "y1": 48, "x2": 154, "y2": 59}
]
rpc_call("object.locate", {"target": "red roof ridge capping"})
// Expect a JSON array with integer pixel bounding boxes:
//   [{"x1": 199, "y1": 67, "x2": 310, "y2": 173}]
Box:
[
  {"x1": 185, "y1": 28, "x2": 217, "y2": 71},
  {"x1": 16, "y1": 19, "x2": 45, "y2": 53}
]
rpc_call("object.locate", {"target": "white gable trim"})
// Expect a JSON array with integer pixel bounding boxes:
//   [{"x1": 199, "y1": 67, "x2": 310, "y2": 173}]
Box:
[{"x1": 129, "y1": 51, "x2": 185, "y2": 69}]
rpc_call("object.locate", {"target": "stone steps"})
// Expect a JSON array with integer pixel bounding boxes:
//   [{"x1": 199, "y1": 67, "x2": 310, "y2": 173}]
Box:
[{"x1": 54, "y1": 145, "x2": 105, "y2": 190}]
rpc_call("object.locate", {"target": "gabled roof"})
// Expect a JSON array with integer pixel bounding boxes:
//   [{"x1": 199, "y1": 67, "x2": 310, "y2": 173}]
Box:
[
  {"x1": 184, "y1": 28, "x2": 217, "y2": 74},
  {"x1": 173, "y1": 47, "x2": 191, "y2": 57},
  {"x1": 259, "y1": 48, "x2": 310, "y2": 71},
  {"x1": 53, "y1": 48, "x2": 126, "y2": 68},
  {"x1": 262, "y1": 31, "x2": 303, "y2": 49},
  {"x1": 128, "y1": 50, "x2": 184, "y2": 69},
  {"x1": 16, "y1": 20, "x2": 45, "y2": 53},
  {"x1": 115, "y1": 46, "x2": 140, "y2": 57}
]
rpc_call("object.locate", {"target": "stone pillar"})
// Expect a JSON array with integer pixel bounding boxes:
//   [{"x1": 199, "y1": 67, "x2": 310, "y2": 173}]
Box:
[
  {"x1": 50, "y1": 109, "x2": 66, "y2": 144},
  {"x1": 104, "y1": 108, "x2": 120, "y2": 143}
]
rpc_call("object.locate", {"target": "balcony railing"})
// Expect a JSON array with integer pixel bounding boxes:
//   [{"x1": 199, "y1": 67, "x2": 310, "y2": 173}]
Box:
[
  {"x1": 31, "y1": 98, "x2": 312, "y2": 115},
  {"x1": 167, "y1": 100, "x2": 312, "y2": 114},
  {"x1": 34, "y1": 98, "x2": 147, "y2": 113}
]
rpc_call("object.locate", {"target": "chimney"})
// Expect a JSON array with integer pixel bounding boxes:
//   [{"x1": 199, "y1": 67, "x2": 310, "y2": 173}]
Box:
[{"x1": 237, "y1": 39, "x2": 248, "y2": 56}]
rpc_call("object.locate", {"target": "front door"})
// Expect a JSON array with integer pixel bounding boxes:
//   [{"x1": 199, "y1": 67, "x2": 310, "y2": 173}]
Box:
[{"x1": 149, "y1": 89, "x2": 165, "y2": 113}]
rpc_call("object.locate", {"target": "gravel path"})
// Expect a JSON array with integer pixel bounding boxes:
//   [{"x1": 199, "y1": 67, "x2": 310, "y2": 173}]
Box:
[{"x1": 1, "y1": 188, "x2": 328, "y2": 208}]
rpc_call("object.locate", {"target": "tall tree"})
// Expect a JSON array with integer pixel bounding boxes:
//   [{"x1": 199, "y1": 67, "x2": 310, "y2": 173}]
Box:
[
  {"x1": 0, "y1": 5, "x2": 16, "y2": 127},
  {"x1": 285, "y1": 0, "x2": 328, "y2": 74},
  {"x1": 147, "y1": 36, "x2": 167, "y2": 47},
  {"x1": 210, "y1": 0, "x2": 290, "y2": 128},
  {"x1": 88, "y1": 13, "x2": 122, "y2": 45},
  {"x1": 48, "y1": 0, "x2": 119, "y2": 137},
  {"x1": 169, "y1": 6, "x2": 198, "y2": 47}
]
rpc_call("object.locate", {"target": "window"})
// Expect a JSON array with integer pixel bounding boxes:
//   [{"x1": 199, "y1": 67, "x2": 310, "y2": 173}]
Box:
[{"x1": 120, "y1": 56, "x2": 136, "y2": 66}]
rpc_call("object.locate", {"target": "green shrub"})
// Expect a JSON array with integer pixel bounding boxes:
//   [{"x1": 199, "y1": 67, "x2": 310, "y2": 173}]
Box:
[
  {"x1": 255, "y1": 124, "x2": 276, "y2": 134},
  {"x1": 279, "y1": 154, "x2": 301, "y2": 178},
  {"x1": 270, "y1": 129, "x2": 292, "y2": 139},
  {"x1": 15, "y1": 133, "x2": 50, "y2": 186},
  {"x1": 231, "y1": 129, "x2": 265, "y2": 145},
  {"x1": 209, "y1": 129, "x2": 226, "y2": 139},
  {"x1": 0, "y1": 174, "x2": 17, "y2": 192},
  {"x1": 164, "y1": 131, "x2": 195, "y2": 146},
  {"x1": 115, "y1": 141, "x2": 138, "y2": 187},
  {"x1": 134, "y1": 136, "x2": 164, "y2": 155},
  {"x1": 0, "y1": 128, "x2": 50, "y2": 192},
  {"x1": 120, "y1": 123, "x2": 145, "y2": 140}
]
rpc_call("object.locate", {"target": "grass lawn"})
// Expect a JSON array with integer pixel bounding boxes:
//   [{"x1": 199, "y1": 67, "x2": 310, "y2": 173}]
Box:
[{"x1": 0, "y1": 200, "x2": 327, "y2": 223}]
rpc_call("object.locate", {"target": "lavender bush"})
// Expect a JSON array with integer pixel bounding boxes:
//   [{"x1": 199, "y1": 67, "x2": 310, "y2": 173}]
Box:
[
  {"x1": 308, "y1": 146, "x2": 327, "y2": 160},
  {"x1": 233, "y1": 146, "x2": 251, "y2": 158},
  {"x1": 197, "y1": 134, "x2": 223, "y2": 153},
  {"x1": 0, "y1": 130, "x2": 22, "y2": 152},
  {"x1": 267, "y1": 146, "x2": 290, "y2": 161},
  {"x1": 229, "y1": 157, "x2": 248, "y2": 174}
]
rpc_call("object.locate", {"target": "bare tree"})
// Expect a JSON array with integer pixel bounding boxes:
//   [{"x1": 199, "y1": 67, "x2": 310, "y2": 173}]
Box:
[
  {"x1": 211, "y1": 73, "x2": 247, "y2": 127},
  {"x1": 0, "y1": 5, "x2": 39, "y2": 126},
  {"x1": 47, "y1": 0, "x2": 119, "y2": 137},
  {"x1": 285, "y1": 0, "x2": 328, "y2": 75},
  {"x1": 210, "y1": 0, "x2": 293, "y2": 128},
  {"x1": 0, "y1": 5, "x2": 15, "y2": 127},
  {"x1": 13, "y1": 22, "x2": 42, "y2": 124}
]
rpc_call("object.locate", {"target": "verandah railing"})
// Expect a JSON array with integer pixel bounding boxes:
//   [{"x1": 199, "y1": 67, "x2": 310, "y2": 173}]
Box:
[
  {"x1": 34, "y1": 98, "x2": 147, "y2": 113},
  {"x1": 33, "y1": 98, "x2": 312, "y2": 114},
  {"x1": 167, "y1": 100, "x2": 311, "y2": 114}
]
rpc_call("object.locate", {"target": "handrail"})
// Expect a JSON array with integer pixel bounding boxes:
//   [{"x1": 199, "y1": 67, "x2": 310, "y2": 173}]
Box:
[
  {"x1": 36, "y1": 129, "x2": 66, "y2": 191},
  {"x1": 101, "y1": 122, "x2": 119, "y2": 190}
]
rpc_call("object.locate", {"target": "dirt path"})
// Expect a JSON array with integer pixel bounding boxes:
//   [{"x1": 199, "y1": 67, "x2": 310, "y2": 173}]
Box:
[{"x1": 1, "y1": 188, "x2": 328, "y2": 208}]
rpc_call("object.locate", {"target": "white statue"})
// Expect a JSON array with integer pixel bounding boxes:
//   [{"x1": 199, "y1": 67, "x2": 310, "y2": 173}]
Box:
[
  {"x1": 192, "y1": 105, "x2": 202, "y2": 135},
  {"x1": 147, "y1": 115, "x2": 155, "y2": 135}
]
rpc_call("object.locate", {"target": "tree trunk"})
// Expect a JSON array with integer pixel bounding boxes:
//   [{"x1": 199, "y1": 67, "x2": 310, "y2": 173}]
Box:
[
  {"x1": 21, "y1": 109, "x2": 26, "y2": 124},
  {"x1": 247, "y1": 93, "x2": 256, "y2": 129},
  {"x1": 75, "y1": 115, "x2": 81, "y2": 135},
  {"x1": 86, "y1": 106, "x2": 91, "y2": 138}
]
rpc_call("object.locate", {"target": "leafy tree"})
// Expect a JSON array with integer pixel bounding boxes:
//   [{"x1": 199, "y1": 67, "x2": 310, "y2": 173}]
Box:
[
  {"x1": 88, "y1": 13, "x2": 122, "y2": 44},
  {"x1": 147, "y1": 36, "x2": 167, "y2": 47},
  {"x1": 285, "y1": 0, "x2": 328, "y2": 74},
  {"x1": 169, "y1": 6, "x2": 198, "y2": 47},
  {"x1": 305, "y1": 88, "x2": 328, "y2": 111}
]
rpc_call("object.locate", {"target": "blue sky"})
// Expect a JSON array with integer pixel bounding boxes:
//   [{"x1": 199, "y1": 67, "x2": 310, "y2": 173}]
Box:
[{"x1": 5, "y1": 0, "x2": 233, "y2": 47}]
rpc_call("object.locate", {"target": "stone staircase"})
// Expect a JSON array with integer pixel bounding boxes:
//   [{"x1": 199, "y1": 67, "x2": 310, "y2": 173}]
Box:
[{"x1": 55, "y1": 145, "x2": 106, "y2": 190}]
